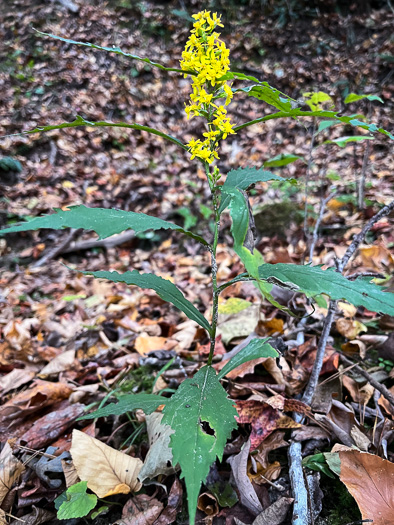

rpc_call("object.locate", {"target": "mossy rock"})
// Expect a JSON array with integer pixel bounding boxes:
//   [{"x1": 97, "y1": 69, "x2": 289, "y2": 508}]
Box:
[{"x1": 254, "y1": 201, "x2": 303, "y2": 238}]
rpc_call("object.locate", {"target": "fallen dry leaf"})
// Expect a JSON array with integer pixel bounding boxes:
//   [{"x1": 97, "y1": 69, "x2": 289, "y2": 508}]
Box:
[
  {"x1": 70, "y1": 429, "x2": 143, "y2": 498},
  {"x1": 0, "y1": 441, "x2": 25, "y2": 505},
  {"x1": 360, "y1": 244, "x2": 394, "y2": 273},
  {"x1": 115, "y1": 494, "x2": 163, "y2": 525},
  {"x1": 0, "y1": 368, "x2": 35, "y2": 395},
  {"x1": 134, "y1": 334, "x2": 167, "y2": 356},
  {"x1": 336, "y1": 318, "x2": 367, "y2": 339},
  {"x1": 339, "y1": 449, "x2": 394, "y2": 525},
  {"x1": 153, "y1": 477, "x2": 183, "y2": 525},
  {"x1": 228, "y1": 439, "x2": 263, "y2": 516}
]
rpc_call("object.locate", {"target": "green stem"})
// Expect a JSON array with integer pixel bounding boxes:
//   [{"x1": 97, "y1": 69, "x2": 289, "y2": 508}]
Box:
[{"x1": 207, "y1": 188, "x2": 221, "y2": 366}]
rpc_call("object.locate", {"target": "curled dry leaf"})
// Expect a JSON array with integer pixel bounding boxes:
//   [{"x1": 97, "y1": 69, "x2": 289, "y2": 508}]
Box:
[
  {"x1": 115, "y1": 494, "x2": 163, "y2": 525},
  {"x1": 339, "y1": 449, "x2": 394, "y2": 525},
  {"x1": 70, "y1": 429, "x2": 143, "y2": 498},
  {"x1": 0, "y1": 442, "x2": 25, "y2": 505},
  {"x1": 341, "y1": 339, "x2": 367, "y2": 358},
  {"x1": 336, "y1": 318, "x2": 367, "y2": 340}
]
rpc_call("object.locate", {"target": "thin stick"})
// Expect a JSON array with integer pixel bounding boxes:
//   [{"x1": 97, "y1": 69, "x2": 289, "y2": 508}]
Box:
[
  {"x1": 357, "y1": 140, "x2": 370, "y2": 210},
  {"x1": 308, "y1": 188, "x2": 338, "y2": 262},
  {"x1": 339, "y1": 353, "x2": 394, "y2": 407},
  {"x1": 31, "y1": 228, "x2": 82, "y2": 268},
  {"x1": 303, "y1": 120, "x2": 316, "y2": 242}
]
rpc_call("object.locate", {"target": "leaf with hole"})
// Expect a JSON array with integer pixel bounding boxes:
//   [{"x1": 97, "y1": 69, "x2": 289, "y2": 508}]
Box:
[{"x1": 161, "y1": 365, "x2": 237, "y2": 525}]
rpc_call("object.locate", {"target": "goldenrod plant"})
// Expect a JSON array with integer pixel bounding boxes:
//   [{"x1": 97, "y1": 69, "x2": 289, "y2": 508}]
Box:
[{"x1": 2, "y1": 11, "x2": 393, "y2": 523}]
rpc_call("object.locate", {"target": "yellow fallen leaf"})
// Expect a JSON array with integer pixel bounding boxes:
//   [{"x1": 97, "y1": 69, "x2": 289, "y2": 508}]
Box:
[
  {"x1": 70, "y1": 430, "x2": 142, "y2": 498},
  {"x1": 134, "y1": 334, "x2": 167, "y2": 356},
  {"x1": 336, "y1": 318, "x2": 367, "y2": 339}
]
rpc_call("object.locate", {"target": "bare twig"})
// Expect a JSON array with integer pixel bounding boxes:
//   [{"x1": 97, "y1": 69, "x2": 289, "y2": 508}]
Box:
[
  {"x1": 339, "y1": 353, "x2": 394, "y2": 407},
  {"x1": 290, "y1": 198, "x2": 394, "y2": 524},
  {"x1": 338, "y1": 199, "x2": 394, "y2": 272},
  {"x1": 303, "y1": 120, "x2": 317, "y2": 241},
  {"x1": 63, "y1": 229, "x2": 136, "y2": 253},
  {"x1": 357, "y1": 140, "x2": 370, "y2": 210},
  {"x1": 31, "y1": 228, "x2": 82, "y2": 268},
  {"x1": 308, "y1": 188, "x2": 338, "y2": 262}
]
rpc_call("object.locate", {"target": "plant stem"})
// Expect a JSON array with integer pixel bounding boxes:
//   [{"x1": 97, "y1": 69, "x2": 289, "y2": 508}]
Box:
[{"x1": 207, "y1": 188, "x2": 221, "y2": 366}]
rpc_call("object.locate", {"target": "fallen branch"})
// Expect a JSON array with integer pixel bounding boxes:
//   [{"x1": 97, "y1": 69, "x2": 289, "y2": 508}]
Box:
[
  {"x1": 62, "y1": 229, "x2": 136, "y2": 253},
  {"x1": 289, "y1": 198, "x2": 394, "y2": 524},
  {"x1": 308, "y1": 188, "x2": 338, "y2": 263},
  {"x1": 339, "y1": 353, "x2": 394, "y2": 407},
  {"x1": 31, "y1": 228, "x2": 82, "y2": 268}
]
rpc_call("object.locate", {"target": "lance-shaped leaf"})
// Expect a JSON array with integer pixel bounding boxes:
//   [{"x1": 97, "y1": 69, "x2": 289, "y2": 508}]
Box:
[
  {"x1": 234, "y1": 83, "x2": 299, "y2": 112},
  {"x1": 344, "y1": 93, "x2": 384, "y2": 104},
  {"x1": 217, "y1": 339, "x2": 278, "y2": 380},
  {"x1": 234, "y1": 109, "x2": 394, "y2": 140},
  {"x1": 264, "y1": 153, "x2": 305, "y2": 168},
  {"x1": 258, "y1": 263, "x2": 394, "y2": 315},
  {"x1": 324, "y1": 136, "x2": 374, "y2": 148},
  {"x1": 34, "y1": 30, "x2": 194, "y2": 76},
  {"x1": 11, "y1": 115, "x2": 186, "y2": 149},
  {"x1": 79, "y1": 393, "x2": 168, "y2": 420},
  {"x1": 222, "y1": 187, "x2": 293, "y2": 315},
  {"x1": 219, "y1": 167, "x2": 286, "y2": 213},
  {"x1": 0, "y1": 205, "x2": 208, "y2": 246},
  {"x1": 80, "y1": 269, "x2": 212, "y2": 332},
  {"x1": 161, "y1": 366, "x2": 238, "y2": 525}
]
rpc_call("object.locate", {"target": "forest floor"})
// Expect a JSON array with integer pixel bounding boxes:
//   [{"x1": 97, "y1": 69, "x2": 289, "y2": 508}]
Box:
[{"x1": 0, "y1": 1, "x2": 393, "y2": 524}]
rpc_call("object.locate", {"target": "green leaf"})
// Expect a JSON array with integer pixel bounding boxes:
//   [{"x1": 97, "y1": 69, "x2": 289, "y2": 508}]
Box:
[
  {"x1": 234, "y1": 109, "x2": 394, "y2": 140},
  {"x1": 315, "y1": 120, "x2": 339, "y2": 135},
  {"x1": 79, "y1": 393, "x2": 167, "y2": 420},
  {"x1": 79, "y1": 269, "x2": 212, "y2": 332},
  {"x1": 233, "y1": 82, "x2": 298, "y2": 111},
  {"x1": 344, "y1": 93, "x2": 384, "y2": 104},
  {"x1": 34, "y1": 30, "x2": 192, "y2": 76},
  {"x1": 263, "y1": 153, "x2": 304, "y2": 168},
  {"x1": 57, "y1": 481, "x2": 97, "y2": 520},
  {"x1": 303, "y1": 91, "x2": 334, "y2": 111},
  {"x1": 6, "y1": 115, "x2": 186, "y2": 149},
  {"x1": 258, "y1": 263, "x2": 394, "y2": 315},
  {"x1": 302, "y1": 454, "x2": 336, "y2": 479},
  {"x1": 220, "y1": 167, "x2": 286, "y2": 214},
  {"x1": 222, "y1": 187, "x2": 293, "y2": 315},
  {"x1": 161, "y1": 365, "x2": 237, "y2": 525},
  {"x1": 324, "y1": 135, "x2": 374, "y2": 147},
  {"x1": 217, "y1": 338, "x2": 278, "y2": 380},
  {"x1": 0, "y1": 205, "x2": 208, "y2": 246}
]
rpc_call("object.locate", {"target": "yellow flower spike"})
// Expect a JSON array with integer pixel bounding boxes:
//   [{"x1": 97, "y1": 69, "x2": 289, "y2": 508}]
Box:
[{"x1": 182, "y1": 11, "x2": 236, "y2": 168}]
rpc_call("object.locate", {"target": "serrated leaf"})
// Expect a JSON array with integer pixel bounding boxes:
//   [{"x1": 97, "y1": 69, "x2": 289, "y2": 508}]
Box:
[
  {"x1": 161, "y1": 366, "x2": 237, "y2": 525},
  {"x1": 6, "y1": 114, "x2": 186, "y2": 148},
  {"x1": 34, "y1": 30, "x2": 191, "y2": 76},
  {"x1": 258, "y1": 263, "x2": 394, "y2": 315},
  {"x1": 79, "y1": 393, "x2": 168, "y2": 420},
  {"x1": 344, "y1": 93, "x2": 384, "y2": 104},
  {"x1": 263, "y1": 153, "x2": 304, "y2": 167},
  {"x1": 217, "y1": 338, "x2": 278, "y2": 380},
  {"x1": 57, "y1": 481, "x2": 97, "y2": 520},
  {"x1": 324, "y1": 135, "x2": 374, "y2": 147},
  {"x1": 0, "y1": 205, "x2": 207, "y2": 246},
  {"x1": 223, "y1": 187, "x2": 293, "y2": 315},
  {"x1": 80, "y1": 269, "x2": 211, "y2": 331},
  {"x1": 234, "y1": 109, "x2": 394, "y2": 140},
  {"x1": 234, "y1": 82, "x2": 298, "y2": 111},
  {"x1": 220, "y1": 167, "x2": 285, "y2": 213}
]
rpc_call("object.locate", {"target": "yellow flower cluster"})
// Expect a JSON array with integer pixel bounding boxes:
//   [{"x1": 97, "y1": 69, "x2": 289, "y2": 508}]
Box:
[{"x1": 181, "y1": 10, "x2": 235, "y2": 165}]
